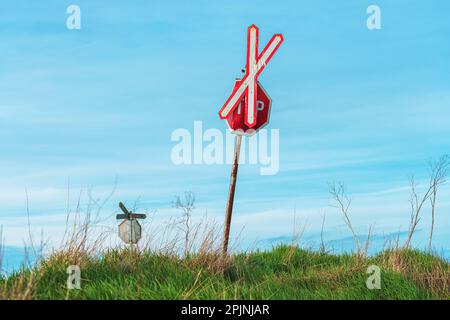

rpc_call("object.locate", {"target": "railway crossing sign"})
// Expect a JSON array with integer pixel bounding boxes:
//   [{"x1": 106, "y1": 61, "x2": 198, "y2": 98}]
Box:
[
  {"x1": 219, "y1": 24, "x2": 283, "y2": 129},
  {"x1": 218, "y1": 25, "x2": 283, "y2": 255},
  {"x1": 116, "y1": 202, "x2": 146, "y2": 245}
]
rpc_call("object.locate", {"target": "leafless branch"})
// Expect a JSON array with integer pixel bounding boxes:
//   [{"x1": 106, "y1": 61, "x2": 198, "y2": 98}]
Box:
[
  {"x1": 405, "y1": 155, "x2": 449, "y2": 249},
  {"x1": 329, "y1": 182, "x2": 360, "y2": 254},
  {"x1": 428, "y1": 155, "x2": 449, "y2": 250},
  {"x1": 173, "y1": 191, "x2": 196, "y2": 257}
]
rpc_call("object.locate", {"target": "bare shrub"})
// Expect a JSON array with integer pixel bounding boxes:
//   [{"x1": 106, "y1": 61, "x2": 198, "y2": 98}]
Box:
[
  {"x1": 173, "y1": 191, "x2": 196, "y2": 257},
  {"x1": 406, "y1": 176, "x2": 432, "y2": 248},
  {"x1": 405, "y1": 155, "x2": 449, "y2": 249},
  {"x1": 428, "y1": 155, "x2": 449, "y2": 250},
  {"x1": 329, "y1": 182, "x2": 360, "y2": 254},
  {"x1": 328, "y1": 182, "x2": 375, "y2": 259}
]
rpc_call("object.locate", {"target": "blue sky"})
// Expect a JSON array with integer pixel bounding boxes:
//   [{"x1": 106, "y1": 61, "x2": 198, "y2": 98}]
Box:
[{"x1": 1, "y1": 1, "x2": 450, "y2": 270}]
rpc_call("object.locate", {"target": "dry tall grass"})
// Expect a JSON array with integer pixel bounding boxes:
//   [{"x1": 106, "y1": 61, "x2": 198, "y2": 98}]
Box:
[{"x1": 380, "y1": 249, "x2": 449, "y2": 299}]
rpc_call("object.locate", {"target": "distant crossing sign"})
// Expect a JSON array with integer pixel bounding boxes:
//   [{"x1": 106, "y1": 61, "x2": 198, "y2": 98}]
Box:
[
  {"x1": 116, "y1": 202, "x2": 146, "y2": 245},
  {"x1": 119, "y1": 219, "x2": 142, "y2": 244}
]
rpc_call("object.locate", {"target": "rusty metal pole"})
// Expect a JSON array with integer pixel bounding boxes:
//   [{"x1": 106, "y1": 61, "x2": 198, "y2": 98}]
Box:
[{"x1": 222, "y1": 134, "x2": 242, "y2": 255}]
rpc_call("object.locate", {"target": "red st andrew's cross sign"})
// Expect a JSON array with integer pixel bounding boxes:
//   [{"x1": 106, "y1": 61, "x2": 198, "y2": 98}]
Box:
[
  {"x1": 218, "y1": 25, "x2": 283, "y2": 255},
  {"x1": 219, "y1": 24, "x2": 283, "y2": 132}
]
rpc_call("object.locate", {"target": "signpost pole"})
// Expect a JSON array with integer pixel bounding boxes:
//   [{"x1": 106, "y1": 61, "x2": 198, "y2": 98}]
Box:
[{"x1": 222, "y1": 134, "x2": 242, "y2": 255}]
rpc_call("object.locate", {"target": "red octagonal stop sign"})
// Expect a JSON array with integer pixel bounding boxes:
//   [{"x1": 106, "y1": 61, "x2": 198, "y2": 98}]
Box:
[{"x1": 226, "y1": 79, "x2": 272, "y2": 136}]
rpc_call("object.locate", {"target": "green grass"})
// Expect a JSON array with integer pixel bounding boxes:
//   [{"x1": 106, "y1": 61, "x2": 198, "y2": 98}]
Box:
[{"x1": 1, "y1": 245, "x2": 449, "y2": 300}]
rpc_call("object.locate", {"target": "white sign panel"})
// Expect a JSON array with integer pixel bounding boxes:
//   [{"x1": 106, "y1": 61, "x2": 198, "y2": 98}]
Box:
[{"x1": 118, "y1": 219, "x2": 142, "y2": 244}]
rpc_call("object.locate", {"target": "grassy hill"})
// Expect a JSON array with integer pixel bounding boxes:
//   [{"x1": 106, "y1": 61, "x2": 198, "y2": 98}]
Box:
[{"x1": 1, "y1": 245, "x2": 448, "y2": 300}]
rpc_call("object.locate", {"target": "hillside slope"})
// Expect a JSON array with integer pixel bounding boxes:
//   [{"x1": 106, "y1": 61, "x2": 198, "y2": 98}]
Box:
[{"x1": 1, "y1": 245, "x2": 448, "y2": 300}]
